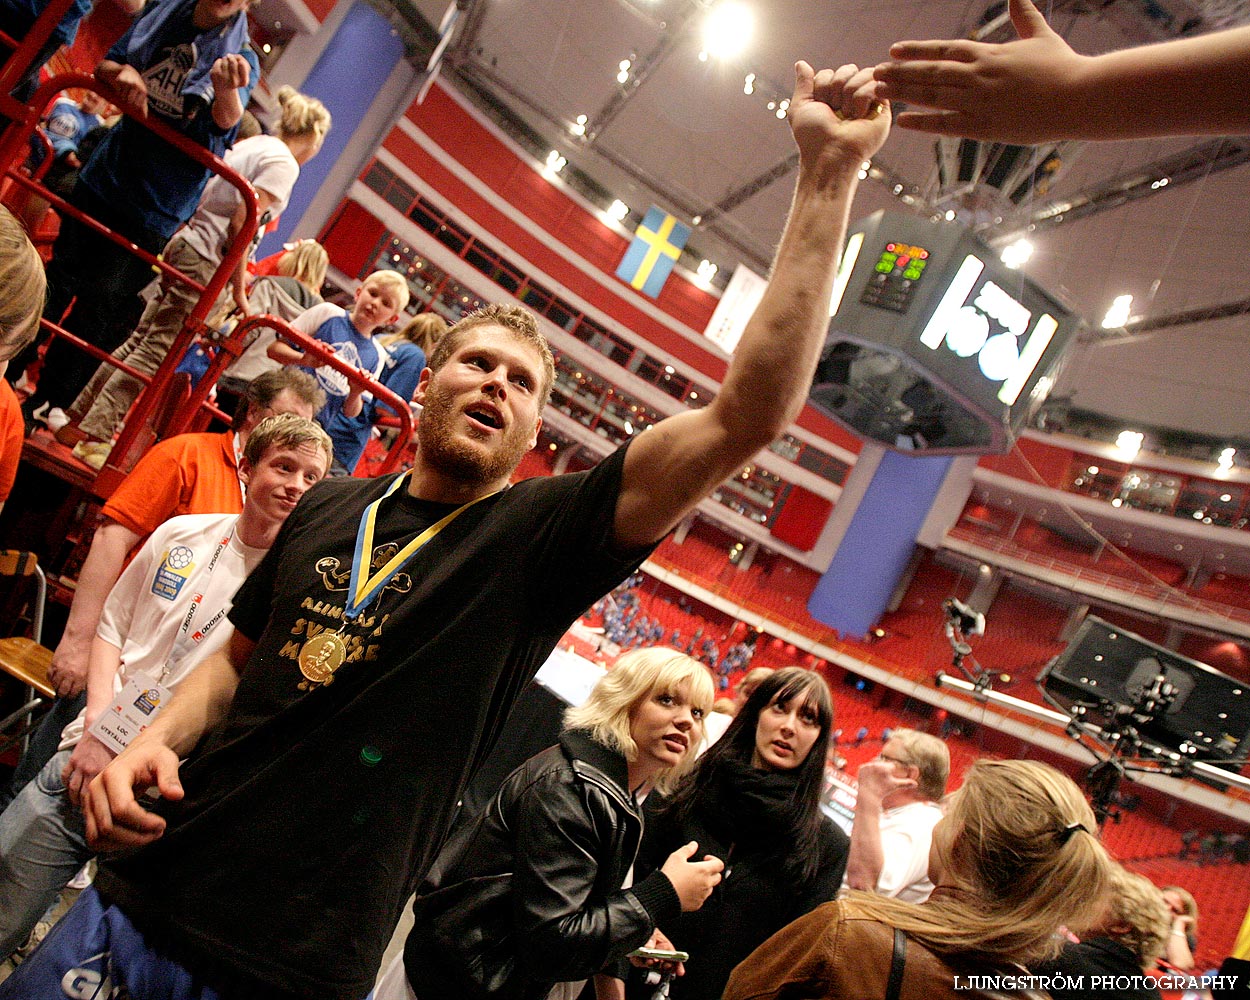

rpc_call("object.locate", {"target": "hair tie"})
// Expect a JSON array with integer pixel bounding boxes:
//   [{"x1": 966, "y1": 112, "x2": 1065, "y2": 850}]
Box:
[{"x1": 1057, "y1": 822, "x2": 1089, "y2": 844}]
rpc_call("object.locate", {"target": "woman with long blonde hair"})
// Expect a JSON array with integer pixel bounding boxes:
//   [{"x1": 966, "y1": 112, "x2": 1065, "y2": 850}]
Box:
[{"x1": 725, "y1": 759, "x2": 1115, "y2": 1000}]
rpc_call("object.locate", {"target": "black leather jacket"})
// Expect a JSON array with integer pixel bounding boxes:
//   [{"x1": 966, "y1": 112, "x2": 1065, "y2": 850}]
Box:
[{"x1": 403, "y1": 730, "x2": 681, "y2": 1000}]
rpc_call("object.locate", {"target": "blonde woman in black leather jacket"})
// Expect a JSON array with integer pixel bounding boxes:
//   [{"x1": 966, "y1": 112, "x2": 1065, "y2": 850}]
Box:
[{"x1": 372, "y1": 648, "x2": 724, "y2": 1000}]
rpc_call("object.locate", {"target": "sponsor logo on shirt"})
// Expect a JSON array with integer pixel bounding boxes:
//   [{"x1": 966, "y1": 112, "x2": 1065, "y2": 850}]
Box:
[{"x1": 152, "y1": 545, "x2": 196, "y2": 601}]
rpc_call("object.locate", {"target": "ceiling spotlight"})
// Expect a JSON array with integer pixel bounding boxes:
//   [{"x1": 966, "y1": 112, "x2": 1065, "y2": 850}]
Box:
[
  {"x1": 691, "y1": 214, "x2": 702, "y2": 225},
  {"x1": 1101, "y1": 293, "x2": 1133, "y2": 329},
  {"x1": 1115, "y1": 430, "x2": 1144, "y2": 459},
  {"x1": 702, "y1": 2, "x2": 754, "y2": 59},
  {"x1": 617, "y1": 69, "x2": 630, "y2": 83},
  {"x1": 1218, "y1": 447, "x2": 1236, "y2": 474},
  {"x1": 696, "y1": 259, "x2": 718, "y2": 283},
  {"x1": 743, "y1": 72, "x2": 755, "y2": 95},
  {"x1": 1000, "y1": 238, "x2": 1033, "y2": 269},
  {"x1": 618, "y1": 59, "x2": 631, "y2": 71},
  {"x1": 569, "y1": 113, "x2": 588, "y2": 137},
  {"x1": 944, "y1": 209, "x2": 957, "y2": 222},
  {"x1": 545, "y1": 150, "x2": 566, "y2": 174},
  {"x1": 607, "y1": 199, "x2": 629, "y2": 222}
]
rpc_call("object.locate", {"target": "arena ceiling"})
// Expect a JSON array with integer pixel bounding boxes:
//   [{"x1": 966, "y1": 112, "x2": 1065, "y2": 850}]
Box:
[{"x1": 394, "y1": 0, "x2": 1250, "y2": 449}]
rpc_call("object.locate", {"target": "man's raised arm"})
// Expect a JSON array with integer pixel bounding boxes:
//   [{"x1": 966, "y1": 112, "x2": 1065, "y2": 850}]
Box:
[
  {"x1": 82, "y1": 628, "x2": 256, "y2": 851},
  {"x1": 613, "y1": 61, "x2": 890, "y2": 550}
]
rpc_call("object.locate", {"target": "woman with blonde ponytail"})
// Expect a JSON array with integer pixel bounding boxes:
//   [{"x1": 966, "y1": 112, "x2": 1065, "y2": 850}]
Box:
[
  {"x1": 61, "y1": 87, "x2": 332, "y2": 462},
  {"x1": 725, "y1": 759, "x2": 1115, "y2": 1000}
]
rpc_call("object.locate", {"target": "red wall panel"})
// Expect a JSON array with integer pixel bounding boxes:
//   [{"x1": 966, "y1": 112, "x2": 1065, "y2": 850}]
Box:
[
  {"x1": 770, "y1": 485, "x2": 833, "y2": 552},
  {"x1": 302, "y1": 0, "x2": 338, "y2": 24},
  {"x1": 978, "y1": 436, "x2": 1075, "y2": 488},
  {"x1": 320, "y1": 201, "x2": 385, "y2": 281}
]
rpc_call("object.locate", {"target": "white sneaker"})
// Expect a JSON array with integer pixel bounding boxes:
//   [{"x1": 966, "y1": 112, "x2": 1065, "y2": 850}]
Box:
[{"x1": 44, "y1": 407, "x2": 69, "y2": 432}]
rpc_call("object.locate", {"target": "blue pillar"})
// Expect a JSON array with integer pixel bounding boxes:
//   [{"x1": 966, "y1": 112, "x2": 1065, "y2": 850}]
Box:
[
  {"x1": 267, "y1": 2, "x2": 406, "y2": 250},
  {"x1": 808, "y1": 447, "x2": 953, "y2": 638}
]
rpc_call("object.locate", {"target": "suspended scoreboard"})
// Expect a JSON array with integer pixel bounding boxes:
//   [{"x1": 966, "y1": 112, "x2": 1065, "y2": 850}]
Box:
[{"x1": 810, "y1": 211, "x2": 1082, "y2": 454}]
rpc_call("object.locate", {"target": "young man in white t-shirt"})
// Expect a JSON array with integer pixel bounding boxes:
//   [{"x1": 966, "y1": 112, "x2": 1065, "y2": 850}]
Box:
[{"x1": 0, "y1": 414, "x2": 331, "y2": 960}]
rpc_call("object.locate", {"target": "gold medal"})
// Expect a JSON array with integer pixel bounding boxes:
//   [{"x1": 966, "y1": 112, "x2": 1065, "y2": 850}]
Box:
[
  {"x1": 293, "y1": 476, "x2": 500, "y2": 694},
  {"x1": 299, "y1": 632, "x2": 348, "y2": 686}
]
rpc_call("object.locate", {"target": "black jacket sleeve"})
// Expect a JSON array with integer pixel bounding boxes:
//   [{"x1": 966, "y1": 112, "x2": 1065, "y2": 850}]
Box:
[{"x1": 510, "y1": 771, "x2": 678, "y2": 981}]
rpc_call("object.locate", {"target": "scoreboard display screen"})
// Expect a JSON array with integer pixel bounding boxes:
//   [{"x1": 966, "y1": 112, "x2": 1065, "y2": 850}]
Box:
[
  {"x1": 860, "y1": 242, "x2": 931, "y2": 314},
  {"x1": 812, "y1": 211, "x2": 1081, "y2": 454}
]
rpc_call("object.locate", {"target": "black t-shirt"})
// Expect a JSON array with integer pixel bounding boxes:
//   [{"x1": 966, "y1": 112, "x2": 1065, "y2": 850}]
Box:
[{"x1": 96, "y1": 444, "x2": 651, "y2": 1000}]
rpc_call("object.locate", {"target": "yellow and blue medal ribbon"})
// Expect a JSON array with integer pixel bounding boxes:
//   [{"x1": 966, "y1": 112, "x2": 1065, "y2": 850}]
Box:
[{"x1": 343, "y1": 472, "x2": 498, "y2": 623}]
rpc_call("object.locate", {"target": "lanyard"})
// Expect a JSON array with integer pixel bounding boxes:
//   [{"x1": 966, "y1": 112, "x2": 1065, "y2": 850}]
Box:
[
  {"x1": 166, "y1": 528, "x2": 234, "y2": 670},
  {"x1": 297, "y1": 476, "x2": 498, "y2": 693},
  {"x1": 343, "y1": 472, "x2": 499, "y2": 623}
]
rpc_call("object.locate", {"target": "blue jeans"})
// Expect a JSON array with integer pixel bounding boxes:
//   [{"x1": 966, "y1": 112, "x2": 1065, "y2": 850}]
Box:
[{"x1": 0, "y1": 749, "x2": 90, "y2": 959}]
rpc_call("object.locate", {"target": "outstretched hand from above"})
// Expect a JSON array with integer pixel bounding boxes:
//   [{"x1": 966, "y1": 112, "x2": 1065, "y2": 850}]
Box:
[{"x1": 872, "y1": 0, "x2": 1088, "y2": 144}]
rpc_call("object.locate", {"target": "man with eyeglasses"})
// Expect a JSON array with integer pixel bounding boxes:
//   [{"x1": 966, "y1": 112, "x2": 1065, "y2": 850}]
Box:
[{"x1": 844, "y1": 728, "x2": 950, "y2": 903}]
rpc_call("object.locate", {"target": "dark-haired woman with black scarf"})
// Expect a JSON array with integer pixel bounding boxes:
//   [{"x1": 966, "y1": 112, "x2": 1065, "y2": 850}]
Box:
[{"x1": 614, "y1": 666, "x2": 848, "y2": 1000}]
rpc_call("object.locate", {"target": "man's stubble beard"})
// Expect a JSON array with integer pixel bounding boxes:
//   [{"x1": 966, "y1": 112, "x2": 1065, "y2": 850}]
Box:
[{"x1": 417, "y1": 379, "x2": 533, "y2": 487}]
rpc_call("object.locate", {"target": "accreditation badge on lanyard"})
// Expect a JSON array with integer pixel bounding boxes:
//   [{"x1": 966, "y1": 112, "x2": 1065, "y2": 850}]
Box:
[
  {"x1": 90, "y1": 671, "x2": 174, "y2": 754},
  {"x1": 90, "y1": 529, "x2": 235, "y2": 753}
]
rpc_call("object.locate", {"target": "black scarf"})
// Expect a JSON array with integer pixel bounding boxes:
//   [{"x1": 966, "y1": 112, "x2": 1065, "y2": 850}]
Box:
[{"x1": 692, "y1": 756, "x2": 802, "y2": 858}]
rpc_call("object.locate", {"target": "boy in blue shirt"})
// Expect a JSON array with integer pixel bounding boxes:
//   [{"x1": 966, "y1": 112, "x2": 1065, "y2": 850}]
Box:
[
  {"x1": 269, "y1": 269, "x2": 410, "y2": 473},
  {"x1": 40, "y1": 89, "x2": 108, "y2": 169},
  {"x1": 18, "y1": 0, "x2": 258, "y2": 429}
]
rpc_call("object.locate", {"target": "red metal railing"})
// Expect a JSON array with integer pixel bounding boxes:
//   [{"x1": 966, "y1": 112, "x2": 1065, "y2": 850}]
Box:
[
  {"x1": 0, "y1": 71, "x2": 413, "y2": 489},
  {"x1": 184, "y1": 312, "x2": 415, "y2": 476}
]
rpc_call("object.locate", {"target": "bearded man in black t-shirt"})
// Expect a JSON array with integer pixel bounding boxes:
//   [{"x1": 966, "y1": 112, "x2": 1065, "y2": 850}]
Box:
[{"x1": 3, "y1": 61, "x2": 893, "y2": 1000}]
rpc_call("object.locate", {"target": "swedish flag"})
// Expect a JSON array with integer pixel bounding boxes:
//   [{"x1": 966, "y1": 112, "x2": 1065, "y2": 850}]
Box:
[{"x1": 615, "y1": 206, "x2": 691, "y2": 299}]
